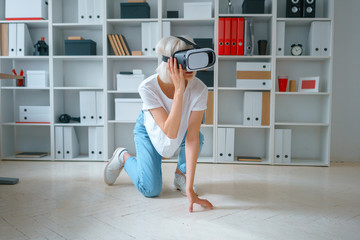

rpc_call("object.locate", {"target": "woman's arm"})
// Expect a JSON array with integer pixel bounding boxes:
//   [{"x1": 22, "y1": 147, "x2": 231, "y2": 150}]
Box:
[
  {"x1": 149, "y1": 57, "x2": 185, "y2": 139},
  {"x1": 185, "y1": 110, "x2": 213, "y2": 212}
]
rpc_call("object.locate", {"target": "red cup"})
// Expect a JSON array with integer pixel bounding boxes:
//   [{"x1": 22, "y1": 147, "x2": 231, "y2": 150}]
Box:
[{"x1": 278, "y1": 76, "x2": 288, "y2": 92}]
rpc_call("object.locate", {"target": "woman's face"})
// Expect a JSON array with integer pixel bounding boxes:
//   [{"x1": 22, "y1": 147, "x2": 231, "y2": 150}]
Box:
[{"x1": 183, "y1": 70, "x2": 196, "y2": 82}]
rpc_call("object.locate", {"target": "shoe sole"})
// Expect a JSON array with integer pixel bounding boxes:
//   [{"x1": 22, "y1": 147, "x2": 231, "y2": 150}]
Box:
[{"x1": 104, "y1": 148, "x2": 126, "y2": 185}]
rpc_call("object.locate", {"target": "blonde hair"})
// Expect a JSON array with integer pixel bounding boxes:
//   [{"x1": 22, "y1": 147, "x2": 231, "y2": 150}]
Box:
[{"x1": 155, "y1": 36, "x2": 195, "y2": 84}]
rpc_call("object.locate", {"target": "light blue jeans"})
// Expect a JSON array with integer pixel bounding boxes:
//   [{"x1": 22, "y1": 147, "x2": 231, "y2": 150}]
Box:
[{"x1": 124, "y1": 111, "x2": 204, "y2": 198}]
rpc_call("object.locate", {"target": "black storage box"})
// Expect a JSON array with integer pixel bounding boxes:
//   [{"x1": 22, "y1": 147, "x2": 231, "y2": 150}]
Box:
[
  {"x1": 242, "y1": 0, "x2": 265, "y2": 14},
  {"x1": 194, "y1": 38, "x2": 214, "y2": 49},
  {"x1": 196, "y1": 71, "x2": 214, "y2": 87},
  {"x1": 65, "y1": 40, "x2": 96, "y2": 55},
  {"x1": 167, "y1": 11, "x2": 179, "y2": 18},
  {"x1": 121, "y1": 2, "x2": 150, "y2": 19}
]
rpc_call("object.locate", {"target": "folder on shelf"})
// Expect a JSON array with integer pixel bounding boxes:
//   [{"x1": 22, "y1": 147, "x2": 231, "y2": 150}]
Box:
[
  {"x1": 225, "y1": 128, "x2": 235, "y2": 161},
  {"x1": 218, "y1": 17, "x2": 225, "y2": 55},
  {"x1": 119, "y1": 34, "x2": 131, "y2": 56},
  {"x1": 261, "y1": 92, "x2": 270, "y2": 126},
  {"x1": 162, "y1": 21, "x2": 171, "y2": 38},
  {"x1": 93, "y1": 0, "x2": 103, "y2": 22},
  {"x1": 205, "y1": 91, "x2": 214, "y2": 124},
  {"x1": 224, "y1": 17, "x2": 231, "y2": 55},
  {"x1": 64, "y1": 127, "x2": 80, "y2": 159},
  {"x1": 277, "y1": 21, "x2": 285, "y2": 56},
  {"x1": 16, "y1": 23, "x2": 33, "y2": 56},
  {"x1": 78, "y1": 0, "x2": 87, "y2": 23},
  {"x1": 274, "y1": 129, "x2": 283, "y2": 163},
  {"x1": 217, "y1": 128, "x2": 226, "y2": 161},
  {"x1": 243, "y1": 92, "x2": 253, "y2": 126},
  {"x1": 282, "y1": 129, "x2": 292, "y2": 163},
  {"x1": 252, "y1": 92, "x2": 262, "y2": 126},
  {"x1": 96, "y1": 91, "x2": 104, "y2": 124},
  {"x1": 244, "y1": 19, "x2": 254, "y2": 56},
  {"x1": 237, "y1": 18, "x2": 245, "y2": 55},
  {"x1": 141, "y1": 22, "x2": 151, "y2": 56},
  {"x1": 319, "y1": 22, "x2": 331, "y2": 56},
  {"x1": 8, "y1": 23, "x2": 17, "y2": 57},
  {"x1": 150, "y1": 22, "x2": 158, "y2": 56},
  {"x1": 108, "y1": 34, "x2": 119, "y2": 56},
  {"x1": 96, "y1": 127, "x2": 104, "y2": 159},
  {"x1": 88, "y1": 127, "x2": 97, "y2": 159},
  {"x1": 308, "y1": 22, "x2": 331, "y2": 56},
  {"x1": 230, "y1": 18, "x2": 237, "y2": 55},
  {"x1": 80, "y1": 91, "x2": 97, "y2": 124},
  {"x1": 0, "y1": 24, "x2": 9, "y2": 56},
  {"x1": 55, "y1": 127, "x2": 64, "y2": 159},
  {"x1": 86, "y1": 0, "x2": 94, "y2": 23}
]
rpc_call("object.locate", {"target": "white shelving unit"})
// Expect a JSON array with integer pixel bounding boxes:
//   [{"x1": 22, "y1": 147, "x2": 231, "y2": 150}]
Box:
[{"x1": 0, "y1": 0, "x2": 333, "y2": 166}]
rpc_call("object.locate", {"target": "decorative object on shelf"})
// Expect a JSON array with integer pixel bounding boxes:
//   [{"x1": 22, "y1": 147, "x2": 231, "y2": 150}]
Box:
[
  {"x1": 167, "y1": 11, "x2": 179, "y2": 18},
  {"x1": 286, "y1": 0, "x2": 303, "y2": 18},
  {"x1": 298, "y1": 76, "x2": 320, "y2": 92},
  {"x1": 131, "y1": 51, "x2": 143, "y2": 56},
  {"x1": 108, "y1": 34, "x2": 132, "y2": 56},
  {"x1": 5, "y1": 0, "x2": 48, "y2": 20},
  {"x1": 58, "y1": 114, "x2": 81, "y2": 123},
  {"x1": 289, "y1": 80, "x2": 297, "y2": 92},
  {"x1": 184, "y1": 2, "x2": 212, "y2": 19},
  {"x1": 120, "y1": 2, "x2": 150, "y2": 19},
  {"x1": 33, "y1": 37, "x2": 48, "y2": 56},
  {"x1": 278, "y1": 76, "x2": 288, "y2": 92},
  {"x1": 64, "y1": 39, "x2": 96, "y2": 56},
  {"x1": 291, "y1": 43, "x2": 303, "y2": 56},
  {"x1": 258, "y1": 40, "x2": 268, "y2": 55},
  {"x1": 242, "y1": 0, "x2": 265, "y2": 14},
  {"x1": 227, "y1": 0, "x2": 233, "y2": 14},
  {"x1": 12, "y1": 69, "x2": 25, "y2": 87},
  {"x1": 303, "y1": 0, "x2": 316, "y2": 17}
]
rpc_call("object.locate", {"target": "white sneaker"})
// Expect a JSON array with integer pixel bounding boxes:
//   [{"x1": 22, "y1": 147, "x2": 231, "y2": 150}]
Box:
[
  {"x1": 104, "y1": 147, "x2": 127, "y2": 185},
  {"x1": 174, "y1": 173, "x2": 198, "y2": 196}
]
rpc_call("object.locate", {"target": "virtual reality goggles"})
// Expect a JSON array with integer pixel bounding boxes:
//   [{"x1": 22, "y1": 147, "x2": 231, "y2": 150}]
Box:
[{"x1": 162, "y1": 36, "x2": 216, "y2": 71}]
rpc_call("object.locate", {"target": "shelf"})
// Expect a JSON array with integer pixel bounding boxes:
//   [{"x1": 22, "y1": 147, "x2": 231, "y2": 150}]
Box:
[
  {"x1": 275, "y1": 122, "x2": 329, "y2": 127},
  {"x1": 1, "y1": 87, "x2": 50, "y2": 90},
  {"x1": 275, "y1": 92, "x2": 330, "y2": 96},
  {"x1": 201, "y1": 124, "x2": 214, "y2": 128},
  {"x1": 218, "y1": 124, "x2": 270, "y2": 129},
  {"x1": 219, "y1": 14, "x2": 272, "y2": 21},
  {"x1": 54, "y1": 87, "x2": 104, "y2": 90},
  {"x1": 217, "y1": 160, "x2": 270, "y2": 165},
  {"x1": 0, "y1": 56, "x2": 49, "y2": 60},
  {"x1": 53, "y1": 23, "x2": 103, "y2": 30},
  {"x1": 107, "y1": 19, "x2": 158, "y2": 26},
  {"x1": 162, "y1": 18, "x2": 215, "y2": 26},
  {"x1": 107, "y1": 56, "x2": 157, "y2": 61},
  {"x1": 108, "y1": 120, "x2": 136, "y2": 124},
  {"x1": 218, "y1": 87, "x2": 271, "y2": 91},
  {"x1": 277, "y1": 18, "x2": 332, "y2": 26},
  {"x1": 219, "y1": 55, "x2": 272, "y2": 61},
  {"x1": 53, "y1": 56, "x2": 104, "y2": 60},
  {"x1": 0, "y1": 20, "x2": 49, "y2": 28},
  {"x1": 108, "y1": 90, "x2": 138, "y2": 94},
  {"x1": 2, "y1": 123, "x2": 50, "y2": 126},
  {"x1": 53, "y1": 123, "x2": 104, "y2": 127},
  {"x1": 2, "y1": 155, "x2": 52, "y2": 161},
  {"x1": 276, "y1": 56, "x2": 331, "y2": 61}
]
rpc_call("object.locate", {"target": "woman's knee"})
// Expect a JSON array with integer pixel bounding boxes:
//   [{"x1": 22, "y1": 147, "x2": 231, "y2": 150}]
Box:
[{"x1": 139, "y1": 182, "x2": 162, "y2": 198}]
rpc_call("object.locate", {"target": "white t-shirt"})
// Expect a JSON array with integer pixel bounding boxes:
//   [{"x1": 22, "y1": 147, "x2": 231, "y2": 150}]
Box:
[{"x1": 138, "y1": 74, "x2": 208, "y2": 158}]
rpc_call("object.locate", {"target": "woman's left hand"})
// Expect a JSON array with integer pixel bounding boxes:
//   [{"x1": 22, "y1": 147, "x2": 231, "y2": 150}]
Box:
[{"x1": 187, "y1": 189, "x2": 214, "y2": 213}]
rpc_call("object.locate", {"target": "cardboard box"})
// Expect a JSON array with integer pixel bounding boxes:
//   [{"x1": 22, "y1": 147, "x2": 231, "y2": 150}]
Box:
[
  {"x1": 5, "y1": 0, "x2": 48, "y2": 20},
  {"x1": 26, "y1": 70, "x2": 49, "y2": 88},
  {"x1": 184, "y1": 2, "x2": 212, "y2": 19},
  {"x1": 115, "y1": 98, "x2": 142, "y2": 121}
]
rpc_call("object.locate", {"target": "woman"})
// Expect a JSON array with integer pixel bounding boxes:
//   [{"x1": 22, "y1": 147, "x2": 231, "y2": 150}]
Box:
[{"x1": 104, "y1": 36, "x2": 213, "y2": 212}]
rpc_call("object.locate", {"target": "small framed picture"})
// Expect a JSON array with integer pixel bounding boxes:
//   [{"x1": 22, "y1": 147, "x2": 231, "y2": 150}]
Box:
[{"x1": 298, "y1": 76, "x2": 320, "y2": 92}]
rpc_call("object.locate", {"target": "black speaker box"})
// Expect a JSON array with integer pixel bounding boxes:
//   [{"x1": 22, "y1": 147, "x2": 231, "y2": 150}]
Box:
[
  {"x1": 303, "y1": 0, "x2": 316, "y2": 17},
  {"x1": 286, "y1": 0, "x2": 303, "y2": 18}
]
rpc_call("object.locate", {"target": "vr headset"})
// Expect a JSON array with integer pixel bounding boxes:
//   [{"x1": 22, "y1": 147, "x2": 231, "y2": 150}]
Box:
[{"x1": 162, "y1": 36, "x2": 216, "y2": 71}]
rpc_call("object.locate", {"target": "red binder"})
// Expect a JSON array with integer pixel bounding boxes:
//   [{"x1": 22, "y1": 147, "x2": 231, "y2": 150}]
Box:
[
  {"x1": 230, "y1": 18, "x2": 237, "y2": 55},
  {"x1": 237, "y1": 18, "x2": 245, "y2": 55},
  {"x1": 224, "y1": 18, "x2": 231, "y2": 55},
  {"x1": 218, "y1": 18, "x2": 225, "y2": 55}
]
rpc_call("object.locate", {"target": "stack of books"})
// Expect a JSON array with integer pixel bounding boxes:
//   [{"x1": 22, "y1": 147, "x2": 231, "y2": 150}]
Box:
[{"x1": 107, "y1": 34, "x2": 132, "y2": 56}]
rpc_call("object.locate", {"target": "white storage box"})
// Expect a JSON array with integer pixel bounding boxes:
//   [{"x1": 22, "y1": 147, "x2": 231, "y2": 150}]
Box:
[
  {"x1": 236, "y1": 62, "x2": 271, "y2": 89},
  {"x1": 117, "y1": 73, "x2": 145, "y2": 92},
  {"x1": 19, "y1": 106, "x2": 50, "y2": 122},
  {"x1": 236, "y1": 80, "x2": 272, "y2": 90},
  {"x1": 184, "y1": 2, "x2": 212, "y2": 19},
  {"x1": 26, "y1": 71, "x2": 49, "y2": 88},
  {"x1": 5, "y1": 0, "x2": 48, "y2": 20},
  {"x1": 115, "y1": 98, "x2": 142, "y2": 121}
]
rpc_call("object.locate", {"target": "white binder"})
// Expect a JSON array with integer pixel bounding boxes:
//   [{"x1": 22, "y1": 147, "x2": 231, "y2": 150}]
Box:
[
  {"x1": 236, "y1": 62, "x2": 271, "y2": 71},
  {"x1": 17, "y1": 23, "x2": 33, "y2": 56},
  {"x1": 308, "y1": 22, "x2": 322, "y2": 56},
  {"x1": 225, "y1": 128, "x2": 235, "y2": 161},
  {"x1": 319, "y1": 22, "x2": 331, "y2": 56},
  {"x1": 277, "y1": 21, "x2": 285, "y2": 56},
  {"x1": 93, "y1": 0, "x2": 103, "y2": 23},
  {"x1": 80, "y1": 91, "x2": 97, "y2": 124},
  {"x1": 96, "y1": 127, "x2": 104, "y2": 159},
  {"x1": 55, "y1": 127, "x2": 64, "y2": 159},
  {"x1": 141, "y1": 22, "x2": 151, "y2": 56},
  {"x1": 8, "y1": 23, "x2": 17, "y2": 57},
  {"x1": 252, "y1": 92, "x2": 263, "y2": 126},
  {"x1": 282, "y1": 129, "x2": 292, "y2": 163},
  {"x1": 78, "y1": 0, "x2": 87, "y2": 23},
  {"x1": 217, "y1": 128, "x2": 226, "y2": 161},
  {"x1": 96, "y1": 91, "x2": 104, "y2": 124},
  {"x1": 88, "y1": 127, "x2": 97, "y2": 159},
  {"x1": 86, "y1": 0, "x2": 94, "y2": 23},
  {"x1": 243, "y1": 92, "x2": 253, "y2": 125},
  {"x1": 64, "y1": 127, "x2": 79, "y2": 159},
  {"x1": 236, "y1": 80, "x2": 272, "y2": 90},
  {"x1": 244, "y1": 19, "x2": 254, "y2": 56},
  {"x1": 150, "y1": 22, "x2": 159, "y2": 56},
  {"x1": 162, "y1": 21, "x2": 171, "y2": 38},
  {"x1": 274, "y1": 129, "x2": 283, "y2": 163}
]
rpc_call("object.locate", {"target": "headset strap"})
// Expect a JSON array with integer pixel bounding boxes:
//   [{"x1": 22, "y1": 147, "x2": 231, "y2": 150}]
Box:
[{"x1": 162, "y1": 36, "x2": 200, "y2": 62}]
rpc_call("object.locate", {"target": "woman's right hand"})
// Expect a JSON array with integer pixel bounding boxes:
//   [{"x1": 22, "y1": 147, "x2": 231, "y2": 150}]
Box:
[{"x1": 168, "y1": 57, "x2": 185, "y2": 93}]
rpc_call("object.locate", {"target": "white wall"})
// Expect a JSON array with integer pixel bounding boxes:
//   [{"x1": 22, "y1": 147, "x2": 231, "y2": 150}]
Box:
[{"x1": 331, "y1": 0, "x2": 360, "y2": 162}]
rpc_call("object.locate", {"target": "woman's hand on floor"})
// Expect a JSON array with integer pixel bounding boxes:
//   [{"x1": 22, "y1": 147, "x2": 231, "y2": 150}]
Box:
[{"x1": 187, "y1": 189, "x2": 214, "y2": 213}]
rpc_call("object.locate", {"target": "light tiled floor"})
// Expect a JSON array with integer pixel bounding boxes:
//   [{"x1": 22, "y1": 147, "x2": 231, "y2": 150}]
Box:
[{"x1": 0, "y1": 161, "x2": 360, "y2": 240}]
